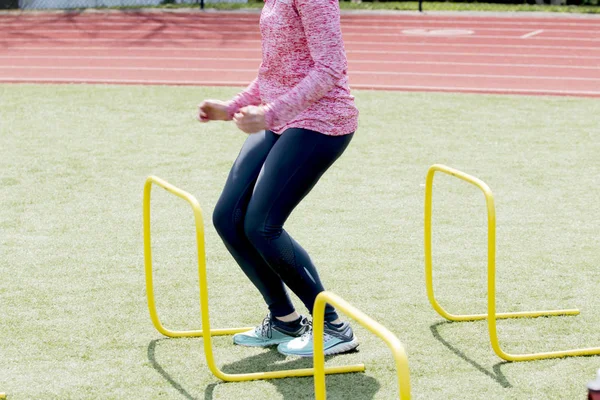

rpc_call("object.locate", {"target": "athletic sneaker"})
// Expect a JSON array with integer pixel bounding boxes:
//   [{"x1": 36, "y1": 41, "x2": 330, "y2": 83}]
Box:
[
  {"x1": 277, "y1": 320, "x2": 359, "y2": 357},
  {"x1": 233, "y1": 314, "x2": 310, "y2": 347}
]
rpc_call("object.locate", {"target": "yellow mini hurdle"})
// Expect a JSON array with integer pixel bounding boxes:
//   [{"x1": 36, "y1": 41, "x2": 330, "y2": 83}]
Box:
[
  {"x1": 313, "y1": 292, "x2": 411, "y2": 400},
  {"x1": 143, "y1": 176, "x2": 365, "y2": 382},
  {"x1": 424, "y1": 164, "x2": 600, "y2": 362}
]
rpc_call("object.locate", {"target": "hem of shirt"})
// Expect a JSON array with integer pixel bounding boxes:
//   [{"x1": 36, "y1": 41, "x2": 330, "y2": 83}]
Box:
[{"x1": 270, "y1": 121, "x2": 358, "y2": 137}]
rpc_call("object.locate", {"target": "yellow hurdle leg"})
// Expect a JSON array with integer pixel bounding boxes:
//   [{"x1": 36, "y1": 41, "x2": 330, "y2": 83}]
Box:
[
  {"x1": 313, "y1": 292, "x2": 410, "y2": 400},
  {"x1": 144, "y1": 176, "x2": 365, "y2": 381},
  {"x1": 424, "y1": 164, "x2": 600, "y2": 362},
  {"x1": 143, "y1": 176, "x2": 252, "y2": 338}
]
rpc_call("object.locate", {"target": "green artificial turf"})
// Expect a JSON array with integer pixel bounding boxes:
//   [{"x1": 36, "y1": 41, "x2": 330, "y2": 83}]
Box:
[{"x1": 0, "y1": 84, "x2": 599, "y2": 399}]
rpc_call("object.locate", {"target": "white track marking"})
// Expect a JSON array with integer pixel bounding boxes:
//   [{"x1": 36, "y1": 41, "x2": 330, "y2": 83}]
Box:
[
  {"x1": 0, "y1": 65, "x2": 257, "y2": 72},
  {"x1": 1, "y1": 16, "x2": 600, "y2": 28},
  {"x1": 4, "y1": 26, "x2": 597, "y2": 35},
  {"x1": 345, "y1": 41, "x2": 600, "y2": 51},
  {"x1": 352, "y1": 60, "x2": 600, "y2": 70},
  {"x1": 3, "y1": 55, "x2": 599, "y2": 70},
  {"x1": 401, "y1": 29, "x2": 474, "y2": 36},
  {"x1": 1, "y1": 77, "x2": 599, "y2": 96},
  {"x1": 349, "y1": 71, "x2": 600, "y2": 81},
  {"x1": 4, "y1": 42, "x2": 600, "y2": 51},
  {"x1": 350, "y1": 84, "x2": 600, "y2": 96},
  {"x1": 1, "y1": 34, "x2": 599, "y2": 42},
  {"x1": 346, "y1": 50, "x2": 600, "y2": 60},
  {"x1": 3, "y1": 46, "x2": 600, "y2": 60},
  {"x1": 0, "y1": 77, "x2": 249, "y2": 85},
  {"x1": 521, "y1": 30, "x2": 545, "y2": 39},
  {"x1": 0, "y1": 55, "x2": 263, "y2": 61},
  {"x1": 2, "y1": 65, "x2": 598, "y2": 81}
]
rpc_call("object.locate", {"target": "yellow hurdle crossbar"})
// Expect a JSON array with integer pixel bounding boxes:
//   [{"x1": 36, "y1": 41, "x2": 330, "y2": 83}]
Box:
[
  {"x1": 143, "y1": 176, "x2": 365, "y2": 381},
  {"x1": 425, "y1": 164, "x2": 600, "y2": 362},
  {"x1": 313, "y1": 292, "x2": 411, "y2": 399}
]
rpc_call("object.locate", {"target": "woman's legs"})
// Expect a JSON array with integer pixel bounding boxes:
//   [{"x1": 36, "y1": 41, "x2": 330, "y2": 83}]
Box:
[
  {"x1": 243, "y1": 128, "x2": 353, "y2": 323},
  {"x1": 213, "y1": 130, "x2": 296, "y2": 318},
  {"x1": 214, "y1": 128, "x2": 353, "y2": 326}
]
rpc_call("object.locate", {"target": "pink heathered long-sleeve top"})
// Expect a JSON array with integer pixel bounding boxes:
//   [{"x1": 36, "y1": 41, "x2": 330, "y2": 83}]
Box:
[{"x1": 226, "y1": 0, "x2": 359, "y2": 136}]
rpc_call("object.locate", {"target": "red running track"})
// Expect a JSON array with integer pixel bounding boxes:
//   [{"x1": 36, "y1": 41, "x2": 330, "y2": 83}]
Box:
[{"x1": 0, "y1": 10, "x2": 599, "y2": 97}]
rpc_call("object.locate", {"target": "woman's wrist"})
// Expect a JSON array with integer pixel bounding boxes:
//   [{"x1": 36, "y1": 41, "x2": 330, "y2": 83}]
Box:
[
  {"x1": 262, "y1": 103, "x2": 275, "y2": 129},
  {"x1": 225, "y1": 101, "x2": 239, "y2": 121}
]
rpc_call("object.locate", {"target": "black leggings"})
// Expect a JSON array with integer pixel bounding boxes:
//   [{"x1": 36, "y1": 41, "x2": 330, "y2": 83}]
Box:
[{"x1": 213, "y1": 128, "x2": 353, "y2": 323}]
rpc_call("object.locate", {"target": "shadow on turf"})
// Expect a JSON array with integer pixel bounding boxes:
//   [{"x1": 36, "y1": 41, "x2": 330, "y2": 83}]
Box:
[
  {"x1": 148, "y1": 339, "x2": 198, "y2": 400},
  {"x1": 430, "y1": 321, "x2": 511, "y2": 388},
  {"x1": 148, "y1": 339, "x2": 380, "y2": 399},
  {"x1": 213, "y1": 347, "x2": 380, "y2": 399}
]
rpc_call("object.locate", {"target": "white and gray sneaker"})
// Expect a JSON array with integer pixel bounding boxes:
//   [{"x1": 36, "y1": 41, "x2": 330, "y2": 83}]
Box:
[
  {"x1": 277, "y1": 320, "x2": 359, "y2": 357},
  {"x1": 233, "y1": 314, "x2": 310, "y2": 347}
]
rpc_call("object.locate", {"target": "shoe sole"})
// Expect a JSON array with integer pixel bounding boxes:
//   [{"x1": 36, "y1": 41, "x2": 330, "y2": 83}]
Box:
[
  {"x1": 278, "y1": 337, "x2": 360, "y2": 358},
  {"x1": 324, "y1": 337, "x2": 360, "y2": 356},
  {"x1": 233, "y1": 337, "x2": 295, "y2": 347}
]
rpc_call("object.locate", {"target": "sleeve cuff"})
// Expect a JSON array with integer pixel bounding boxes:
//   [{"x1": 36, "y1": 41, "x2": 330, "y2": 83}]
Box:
[
  {"x1": 226, "y1": 101, "x2": 239, "y2": 120},
  {"x1": 263, "y1": 103, "x2": 277, "y2": 130}
]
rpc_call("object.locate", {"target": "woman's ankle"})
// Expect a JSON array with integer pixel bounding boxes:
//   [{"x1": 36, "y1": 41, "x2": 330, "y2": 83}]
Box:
[{"x1": 274, "y1": 311, "x2": 300, "y2": 323}]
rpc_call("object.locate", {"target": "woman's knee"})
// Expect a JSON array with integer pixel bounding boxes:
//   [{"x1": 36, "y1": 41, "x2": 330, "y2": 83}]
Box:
[{"x1": 212, "y1": 200, "x2": 239, "y2": 240}]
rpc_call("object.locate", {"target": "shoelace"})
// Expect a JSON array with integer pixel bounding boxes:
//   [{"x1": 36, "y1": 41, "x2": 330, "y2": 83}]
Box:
[
  {"x1": 257, "y1": 315, "x2": 274, "y2": 339},
  {"x1": 257, "y1": 315, "x2": 330, "y2": 341},
  {"x1": 300, "y1": 320, "x2": 313, "y2": 339},
  {"x1": 299, "y1": 320, "x2": 333, "y2": 342}
]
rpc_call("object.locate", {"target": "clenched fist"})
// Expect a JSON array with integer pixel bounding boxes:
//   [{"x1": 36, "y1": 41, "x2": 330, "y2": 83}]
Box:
[
  {"x1": 233, "y1": 106, "x2": 267, "y2": 134},
  {"x1": 197, "y1": 100, "x2": 231, "y2": 122}
]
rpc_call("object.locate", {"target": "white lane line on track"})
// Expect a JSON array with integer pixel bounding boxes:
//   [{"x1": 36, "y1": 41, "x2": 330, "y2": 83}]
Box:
[
  {"x1": 0, "y1": 65, "x2": 257, "y2": 73},
  {"x1": 2, "y1": 65, "x2": 598, "y2": 81},
  {"x1": 6, "y1": 26, "x2": 598, "y2": 34},
  {"x1": 1, "y1": 17, "x2": 599, "y2": 28},
  {"x1": 350, "y1": 71, "x2": 600, "y2": 81},
  {"x1": 1, "y1": 34, "x2": 599, "y2": 41},
  {"x1": 1, "y1": 22, "x2": 599, "y2": 32},
  {"x1": 521, "y1": 30, "x2": 545, "y2": 39},
  {"x1": 0, "y1": 77, "x2": 253, "y2": 86},
  {"x1": 401, "y1": 29, "x2": 474, "y2": 36},
  {"x1": 346, "y1": 50, "x2": 600, "y2": 60},
  {"x1": 4, "y1": 42, "x2": 600, "y2": 51},
  {"x1": 3, "y1": 55, "x2": 599, "y2": 70},
  {"x1": 1, "y1": 76, "x2": 599, "y2": 96},
  {"x1": 350, "y1": 84, "x2": 600, "y2": 96},
  {"x1": 3, "y1": 46, "x2": 600, "y2": 60},
  {"x1": 0, "y1": 55, "x2": 263, "y2": 62},
  {"x1": 0, "y1": 24, "x2": 597, "y2": 36},
  {"x1": 351, "y1": 60, "x2": 600, "y2": 69}
]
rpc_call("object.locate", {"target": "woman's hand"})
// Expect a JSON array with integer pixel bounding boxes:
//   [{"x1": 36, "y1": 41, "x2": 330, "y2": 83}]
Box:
[
  {"x1": 233, "y1": 106, "x2": 267, "y2": 134},
  {"x1": 197, "y1": 100, "x2": 230, "y2": 122}
]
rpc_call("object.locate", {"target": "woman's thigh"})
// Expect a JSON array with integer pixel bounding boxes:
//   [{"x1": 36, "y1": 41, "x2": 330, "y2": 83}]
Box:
[
  {"x1": 213, "y1": 130, "x2": 279, "y2": 227},
  {"x1": 246, "y1": 128, "x2": 353, "y2": 230}
]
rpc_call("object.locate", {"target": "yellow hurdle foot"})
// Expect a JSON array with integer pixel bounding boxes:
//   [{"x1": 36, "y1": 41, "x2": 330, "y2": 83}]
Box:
[{"x1": 424, "y1": 164, "x2": 597, "y2": 363}]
